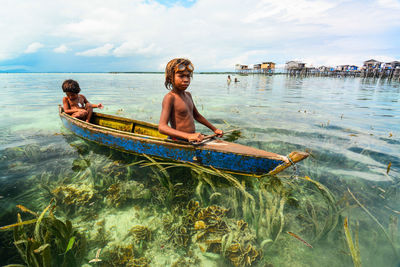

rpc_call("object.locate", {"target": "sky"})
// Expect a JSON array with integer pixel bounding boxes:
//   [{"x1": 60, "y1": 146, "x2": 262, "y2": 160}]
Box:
[{"x1": 0, "y1": 0, "x2": 400, "y2": 72}]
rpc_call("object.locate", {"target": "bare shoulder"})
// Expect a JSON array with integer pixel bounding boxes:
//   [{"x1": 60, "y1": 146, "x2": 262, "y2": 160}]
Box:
[
  {"x1": 185, "y1": 91, "x2": 192, "y2": 97},
  {"x1": 185, "y1": 91, "x2": 194, "y2": 102},
  {"x1": 163, "y1": 92, "x2": 175, "y2": 102}
]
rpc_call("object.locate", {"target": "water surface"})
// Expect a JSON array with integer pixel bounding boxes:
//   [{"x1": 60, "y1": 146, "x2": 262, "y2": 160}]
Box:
[{"x1": 0, "y1": 73, "x2": 399, "y2": 266}]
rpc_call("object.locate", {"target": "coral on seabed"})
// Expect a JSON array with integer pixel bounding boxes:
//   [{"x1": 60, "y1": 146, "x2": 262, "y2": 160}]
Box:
[
  {"x1": 171, "y1": 256, "x2": 200, "y2": 267},
  {"x1": 106, "y1": 181, "x2": 151, "y2": 207},
  {"x1": 226, "y1": 242, "x2": 260, "y2": 267},
  {"x1": 103, "y1": 245, "x2": 150, "y2": 267},
  {"x1": 130, "y1": 225, "x2": 152, "y2": 243},
  {"x1": 52, "y1": 184, "x2": 97, "y2": 209},
  {"x1": 192, "y1": 202, "x2": 261, "y2": 266},
  {"x1": 128, "y1": 257, "x2": 150, "y2": 267},
  {"x1": 167, "y1": 200, "x2": 261, "y2": 266}
]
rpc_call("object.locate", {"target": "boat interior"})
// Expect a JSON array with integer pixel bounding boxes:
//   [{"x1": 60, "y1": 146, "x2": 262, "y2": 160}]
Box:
[{"x1": 91, "y1": 112, "x2": 168, "y2": 139}]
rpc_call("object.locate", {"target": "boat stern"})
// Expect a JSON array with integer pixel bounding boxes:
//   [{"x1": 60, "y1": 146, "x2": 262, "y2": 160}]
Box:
[{"x1": 267, "y1": 151, "x2": 309, "y2": 175}]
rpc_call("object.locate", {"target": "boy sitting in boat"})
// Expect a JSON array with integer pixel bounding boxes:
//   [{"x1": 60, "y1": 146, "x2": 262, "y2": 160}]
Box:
[
  {"x1": 159, "y1": 58, "x2": 223, "y2": 142},
  {"x1": 62, "y1": 79, "x2": 103, "y2": 122}
]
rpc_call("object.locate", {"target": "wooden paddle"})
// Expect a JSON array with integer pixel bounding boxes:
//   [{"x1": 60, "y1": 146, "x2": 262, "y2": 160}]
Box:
[{"x1": 191, "y1": 128, "x2": 241, "y2": 145}]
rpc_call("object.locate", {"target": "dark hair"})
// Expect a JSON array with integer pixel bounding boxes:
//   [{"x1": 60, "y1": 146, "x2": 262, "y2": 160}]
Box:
[
  {"x1": 164, "y1": 58, "x2": 194, "y2": 90},
  {"x1": 62, "y1": 79, "x2": 81, "y2": 93}
]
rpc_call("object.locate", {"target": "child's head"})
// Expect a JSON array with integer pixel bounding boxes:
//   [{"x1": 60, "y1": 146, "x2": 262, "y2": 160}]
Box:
[
  {"x1": 164, "y1": 58, "x2": 194, "y2": 90},
  {"x1": 62, "y1": 79, "x2": 81, "y2": 94}
]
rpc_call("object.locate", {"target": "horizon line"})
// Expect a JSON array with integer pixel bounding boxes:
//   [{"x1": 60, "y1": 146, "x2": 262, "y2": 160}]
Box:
[{"x1": 0, "y1": 71, "x2": 246, "y2": 74}]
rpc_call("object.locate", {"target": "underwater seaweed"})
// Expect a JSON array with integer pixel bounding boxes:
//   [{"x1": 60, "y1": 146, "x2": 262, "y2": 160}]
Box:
[
  {"x1": 343, "y1": 217, "x2": 361, "y2": 267},
  {"x1": 139, "y1": 156, "x2": 253, "y2": 201},
  {"x1": 72, "y1": 157, "x2": 91, "y2": 172},
  {"x1": 389, "y1": 215, "x2": 399, "y2": 244},
  {"x1": 255, "y1": 177, "x2": 287, "y2": 245},
  {"x1": 348, "y1": 188, "x2": 399, "y2": 259},
  {"x1": 0, "y1": 203, "x2": 87, "y2": 267},
  {"x1": 21, "y1": 144, "x2": 42, "y2": 163},
  {"x1": 286, "y1": 175, "x2": 341, "y2": 243},
  {"x1": 141, "y1": 155, "x2": 191, "y2": 208}
]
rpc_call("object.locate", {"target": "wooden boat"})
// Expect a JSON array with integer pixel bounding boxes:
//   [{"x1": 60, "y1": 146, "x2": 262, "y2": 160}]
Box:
[{"x1": 59, "y1": 106, "x2": 308, "y2": 176}]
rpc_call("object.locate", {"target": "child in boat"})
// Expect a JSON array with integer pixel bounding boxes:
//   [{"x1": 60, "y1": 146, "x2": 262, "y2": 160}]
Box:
[
  {"x1": 62, "y1": 79, "x2": 103, "y2": 122},
  {"x1": 158, "y1": 58, "x2": 223, "y2": 142}
]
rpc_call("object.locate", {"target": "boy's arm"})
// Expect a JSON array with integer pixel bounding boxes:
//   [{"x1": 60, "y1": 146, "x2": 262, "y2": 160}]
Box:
[
  {"x1": 158, "y1": 94, "x2": 203, "y2": 142},
  {"x1": 82, "y1": 94, "x2": 89, "y2": 105},
  {"x1": 62, "y1": 97, "x2": 76, "y2": 115},
  {"x1": 82, "y1": 95, "x2": 103, "y2": 109},
  {"x1": 189, "y1": 93, "x2": 223, "y2": 137}
]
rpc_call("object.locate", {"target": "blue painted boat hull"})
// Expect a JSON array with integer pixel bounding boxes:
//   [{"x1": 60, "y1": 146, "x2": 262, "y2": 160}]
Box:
[{"x1": 59, "y1": 109, "x2": 308, "y2": 175}]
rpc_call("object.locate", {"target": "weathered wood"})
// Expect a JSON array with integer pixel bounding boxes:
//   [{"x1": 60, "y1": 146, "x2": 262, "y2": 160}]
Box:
[
  {"x1": 267, "y1": 151, "x2": 309, "y2": 175},
  {"x1": 59, "y1": 106, "x2": 309, "y2": 176}
]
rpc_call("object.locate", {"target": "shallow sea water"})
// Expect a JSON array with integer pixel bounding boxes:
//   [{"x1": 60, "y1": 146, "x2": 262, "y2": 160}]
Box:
[{"x1": 0, "y1": 73, "x2": 399, "y2": 266}]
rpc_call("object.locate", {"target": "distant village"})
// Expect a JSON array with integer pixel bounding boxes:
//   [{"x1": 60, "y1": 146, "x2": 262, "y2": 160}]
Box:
[{"x1": 235, "y1": 59, "x2": 400, "y2": 80}]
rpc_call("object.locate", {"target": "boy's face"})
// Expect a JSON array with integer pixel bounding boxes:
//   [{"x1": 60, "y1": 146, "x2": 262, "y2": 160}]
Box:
[
  {"x1": 66, "y1": 92, "x2": 78, "y2": 100},
  {"x1": 173, "y1": 70, "x2": 191, "y2": 91}
]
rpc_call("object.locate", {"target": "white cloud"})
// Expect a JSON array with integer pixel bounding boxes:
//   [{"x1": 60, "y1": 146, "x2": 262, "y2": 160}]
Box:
[
  {"x1": 76, "y1": 43, "x2": 114, "y2": 57},
  {"x1": 377, "y1": 0, "x2": 400, "y2": 9},
  {"x1": 53, "y1": 44, "x2": 69, "y2": 53},
  {"x1": 1, "y1": 0, "x2": 400, "y2": 70},
  {"x1": 243, "y1": 0, "x2": 337, "y2": 24},
  {"x1": 113, "y1": 41, "x2": 161, "y2": 57},
  {"x1": 24, "y1": 42, "x2": 44, "y2": 54}
]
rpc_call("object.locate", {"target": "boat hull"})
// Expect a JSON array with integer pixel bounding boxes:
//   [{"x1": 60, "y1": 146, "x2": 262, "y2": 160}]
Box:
[{"x1": 60, "y1": 109, "x2": 308, "y2": 175}]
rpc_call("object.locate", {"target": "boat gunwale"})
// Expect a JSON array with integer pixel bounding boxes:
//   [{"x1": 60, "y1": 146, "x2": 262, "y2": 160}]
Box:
[
  {"x1": 59, "y1": 106, "x2": 187, "y2": 144},
  {"x1": 59, "y1": 106, "x2": 304, "y2": 163}
]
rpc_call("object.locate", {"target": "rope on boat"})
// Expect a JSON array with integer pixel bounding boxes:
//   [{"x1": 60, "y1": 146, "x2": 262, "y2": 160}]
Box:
[{"x1": 287, "y1": 154, "x2": 299, "y2": 179}]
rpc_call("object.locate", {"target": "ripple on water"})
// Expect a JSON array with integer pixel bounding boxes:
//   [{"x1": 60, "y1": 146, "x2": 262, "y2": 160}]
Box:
[{"x1": 0, "y1": 74, "x2": 399, "y2": 267}]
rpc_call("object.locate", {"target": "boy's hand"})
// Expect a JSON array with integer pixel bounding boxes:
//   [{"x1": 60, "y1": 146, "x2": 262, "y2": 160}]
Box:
[
  {"x1": 187, "y1": 133, "x2": 204, "y2": 142},
  {"x1": 214, "y1": 129, "x2": 223, "y2": 137},
  {"x1": 97, "y1": 103, "x2": 104, "y2": 109}
]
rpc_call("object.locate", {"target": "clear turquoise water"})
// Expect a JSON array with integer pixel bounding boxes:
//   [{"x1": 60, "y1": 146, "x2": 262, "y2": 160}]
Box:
[{"x1": 0, "y1": 73, "x2": 399, "y2": 266}]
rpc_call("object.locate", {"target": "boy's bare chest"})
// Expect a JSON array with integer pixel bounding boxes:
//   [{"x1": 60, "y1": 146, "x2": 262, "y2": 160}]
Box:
[
  {"x1": 68, "y1": 96, "x2": 84, "y2": 108},
  {"x1": 173, "y1": 95, "x2": 193, "y2": 116}
]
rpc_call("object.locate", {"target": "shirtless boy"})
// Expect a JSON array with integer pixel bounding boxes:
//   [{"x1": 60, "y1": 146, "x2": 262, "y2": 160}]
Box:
[
  {"x1": 62, "y1": 79, "x2": 103, "y2": 122},
  {"x1": 158, "y1": 58, "x2": 223, "y2": 142}
]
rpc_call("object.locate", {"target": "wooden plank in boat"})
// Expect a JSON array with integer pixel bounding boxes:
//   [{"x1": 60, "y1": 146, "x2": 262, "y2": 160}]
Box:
[
  {"x1": 92, "y1": 116, "x2": 134, "y2": 132},
  {"x1": 134, "y1": 125, "x2": 167, "y2": 138}
]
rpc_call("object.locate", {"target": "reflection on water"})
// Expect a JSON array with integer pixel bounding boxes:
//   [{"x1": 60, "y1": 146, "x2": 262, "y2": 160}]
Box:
[{"x1": 0, "y1": 74, "x2": 399, "y2": 266}]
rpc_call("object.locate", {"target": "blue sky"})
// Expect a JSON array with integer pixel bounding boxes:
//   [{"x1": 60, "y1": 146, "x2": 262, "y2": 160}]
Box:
[{"x1": 0, "y1": 0, "x2": 399, "y2": 72}]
